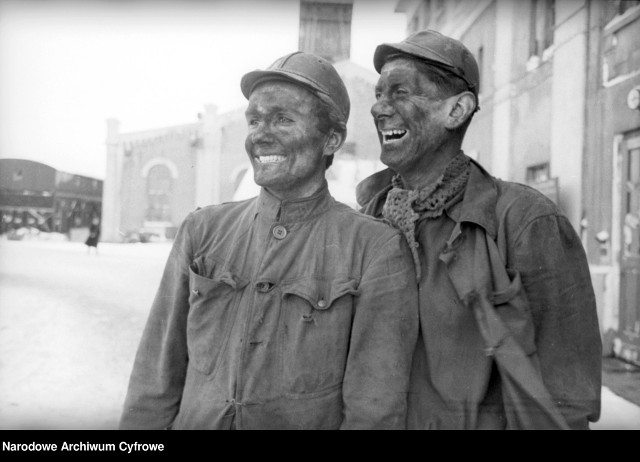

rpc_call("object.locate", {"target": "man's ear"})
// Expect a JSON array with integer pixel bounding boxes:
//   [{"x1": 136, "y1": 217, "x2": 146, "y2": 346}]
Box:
[
  {"x1": 445, "y1": 91, "x2": 476, "y2": 130},
  {"x1": 323, "y1": 130, "x2": 345, "y2": 156}
]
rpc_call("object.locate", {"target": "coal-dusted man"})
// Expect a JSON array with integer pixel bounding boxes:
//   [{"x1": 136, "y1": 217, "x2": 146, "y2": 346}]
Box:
[
  {"x1": 120, "y1": 51, "x2": 419, "y2": 430},
  {"x1": 357, "y1": 31, "x2": 602, "y2": 430}
]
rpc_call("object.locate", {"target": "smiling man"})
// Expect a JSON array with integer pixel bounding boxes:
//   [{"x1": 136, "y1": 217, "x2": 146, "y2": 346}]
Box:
[
  {"x1": 356, "y1": 31, "x2": 602, "y2": 430},
  {"x1": 119, "y1": 51, "x2": 419, "y2": 430}
]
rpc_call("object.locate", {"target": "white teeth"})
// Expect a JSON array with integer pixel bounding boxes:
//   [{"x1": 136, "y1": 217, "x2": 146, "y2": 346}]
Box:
[
  {"x1": 381, "y1": 130, "x2": 407, "y2": 136},
  {"x1": 381, "y1": 129, "x2": 407, "y2": 143},
  {"x1": 256, "y1": 155, "x2": 286, "y2": 164}
]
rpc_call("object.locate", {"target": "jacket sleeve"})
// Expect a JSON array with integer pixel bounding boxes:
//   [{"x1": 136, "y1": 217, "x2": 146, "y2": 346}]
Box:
[
  {"x1": 512, "y1": 214, "x2": 602, "y2": 429},
  {"x1": 119, "y1": 214, "x2": 194, "y2": 430},
  {"x1": 340, "y1": 231, "x2": 419, "y2": 429}
]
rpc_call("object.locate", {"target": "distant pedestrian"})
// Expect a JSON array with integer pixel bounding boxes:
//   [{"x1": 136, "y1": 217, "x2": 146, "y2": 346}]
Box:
[{"x1": 85, "y1": 217, "x2": 100, "y2": 254}]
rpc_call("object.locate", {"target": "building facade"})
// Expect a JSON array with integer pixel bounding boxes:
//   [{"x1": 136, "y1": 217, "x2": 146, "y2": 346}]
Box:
[
  {"x1": 102, "y1": 105, "x2": 248, "y2": 243},
  {"x1": 0, "y1": 158, "x2": 103, "y2": 239},
  {"x1": 395, "y1": 0, "x2": 640, "y2": 363}
]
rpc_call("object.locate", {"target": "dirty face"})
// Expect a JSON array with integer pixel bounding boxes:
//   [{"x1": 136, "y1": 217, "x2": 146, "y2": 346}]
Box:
[
  {"x1": 245, "y1": 81, "x2": 331, "y2": 200},
  {"x1": 371, "y1": 58, "x2": 450, "y2": 176}
]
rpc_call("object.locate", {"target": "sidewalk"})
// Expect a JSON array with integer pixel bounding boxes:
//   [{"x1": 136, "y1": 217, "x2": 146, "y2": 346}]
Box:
[{"x1": 591, "y1": 357, "x2": 640, "y2": 430}]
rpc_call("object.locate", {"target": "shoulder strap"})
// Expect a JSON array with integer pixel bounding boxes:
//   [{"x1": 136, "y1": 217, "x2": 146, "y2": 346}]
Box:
[{"x1": 480, "y1": 233, "x2": 570, "y2": 429}]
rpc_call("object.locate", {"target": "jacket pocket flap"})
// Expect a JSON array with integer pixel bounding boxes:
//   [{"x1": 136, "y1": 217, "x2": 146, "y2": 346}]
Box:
[
  {"x1": 282, "y1": 277, "x2": 359, "y2": 310},
  {"x1": 189, "y1": 266, "x2": 249, "y2": 293}
]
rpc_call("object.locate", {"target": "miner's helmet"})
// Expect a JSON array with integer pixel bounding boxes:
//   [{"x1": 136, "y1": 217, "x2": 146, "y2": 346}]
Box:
[
  {"x1": 374, "y1": 29, "x2": 480, "y2": 99},
  {"x1": 240, "y1": 51, "x2": 350, "y2": 122}
]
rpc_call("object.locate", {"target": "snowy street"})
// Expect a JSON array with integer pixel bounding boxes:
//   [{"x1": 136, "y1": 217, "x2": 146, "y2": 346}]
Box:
[
  {"x1": 0, "y1": 239, "x2": 170, "y2": 429},
  {"x1": 0, "y1": 238, "x2": 638, "y2": 430}
]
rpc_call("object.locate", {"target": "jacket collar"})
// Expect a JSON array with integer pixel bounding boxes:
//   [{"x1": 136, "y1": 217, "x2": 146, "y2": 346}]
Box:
[
  {"x1": 355, "y1": 157, "x2": 498, "y2": 238},
  {"x1": 254, "y1": 180, "x2": 333, "y2": 224},
  {"x1": 356, "y1": 168, "x2": 395, "y2": 209},
  {"x1": 450, "y1": 159, "x2": 498, "y2": 239}
]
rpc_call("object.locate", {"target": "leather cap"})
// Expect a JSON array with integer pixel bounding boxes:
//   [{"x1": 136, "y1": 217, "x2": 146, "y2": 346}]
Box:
[
  {"x1": 374, "y1": 30, "x2": 479, "y2": 96},
  {"x1": 241, "y1": 51, "x2": 350, "y2": 121}
]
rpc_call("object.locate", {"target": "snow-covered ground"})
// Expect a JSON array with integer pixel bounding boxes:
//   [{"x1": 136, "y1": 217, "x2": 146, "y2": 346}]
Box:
[
  {"x1": 0, "y1": 239, "x2": 171, "y2": 429},
  {"x1": 0, "y1": 238, "x2": 638, "y2": 430},
  {"x1": 593, "y1": 387, "x2": 640, "y2": 430}
]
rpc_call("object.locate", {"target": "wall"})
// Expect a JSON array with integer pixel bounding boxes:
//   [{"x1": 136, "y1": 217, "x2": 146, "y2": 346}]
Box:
[
  {"x1": 549, "y1": 0, "x2": 589, "y2": 228},
  {"x1": 584, "y1": 3, "x2": 640, "y2": 352},
  {"x1": 460, "y1": 1, "x2": 496, "y2": 172},
  {"x1": 102, "y1": 119, "x2": 121, "y2": 242},
  {"x1": 510, "y1": 62, "x2": 554, "y2": 185},
  {"x1": 217, "y1": 108, "x2": 252, "y2": 204},
  {"x1": 103, "y1": 123, "x2": 199, "y2": 241}
]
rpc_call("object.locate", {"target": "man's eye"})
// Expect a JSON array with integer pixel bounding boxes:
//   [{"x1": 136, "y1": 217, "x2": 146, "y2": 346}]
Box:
[
  {"x1": 394, "y1": 88, "x2": 409, "y2": 96},
  {"x1": 247, "y1": 119, "x2": 259, "y2": 127},
  {"x1": 277, "y1": 116, "x2": 292, "y2": 123},
  {"x1": 374, "y1": 92, "x2": 381, "y2": 100}
]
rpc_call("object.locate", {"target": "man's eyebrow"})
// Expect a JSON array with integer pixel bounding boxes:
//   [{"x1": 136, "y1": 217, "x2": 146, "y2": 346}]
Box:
[
  {"x1": 270, "y1": 105, "x2": 296, "y2": 113},
  {"x1": 375, "y1": 80, "x2": 403, "y2": 92},
  {"x1": 245, "y1": 104, "x2": 293, "y2": 114}
]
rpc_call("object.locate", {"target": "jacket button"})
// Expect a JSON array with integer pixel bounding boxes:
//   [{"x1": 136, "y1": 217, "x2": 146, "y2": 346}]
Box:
[
  {"x1": 272, "y1": 225, "x2": 287, "y2": 240},
  {"x1": 317, "y1": 299, "x2": 327, "y2": 308}
]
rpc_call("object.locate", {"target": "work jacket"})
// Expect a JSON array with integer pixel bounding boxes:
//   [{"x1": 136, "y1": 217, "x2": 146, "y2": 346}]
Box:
[
  {"x1": 120, "y1": 183, "x2": 419, "y2": 430},
  {"x1": 356, "y1": 160, "x2": 602, "y2": 429}
]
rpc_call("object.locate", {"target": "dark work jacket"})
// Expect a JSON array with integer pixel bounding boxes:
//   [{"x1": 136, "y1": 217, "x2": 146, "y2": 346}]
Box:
[
  {"x1": 120, "y1": 183, "x2": 419, "y2": 430},
  {"x1": 356, "y1": 160, "x2": 602, "y2": 430}
]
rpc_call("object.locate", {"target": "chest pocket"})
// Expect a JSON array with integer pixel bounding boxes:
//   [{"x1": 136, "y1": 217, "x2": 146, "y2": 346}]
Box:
[
  {"x1": 187, "y1": 265, "x2": 248, "y2": 376},
  {"x1": 280, "y1": 276, "x2": 359, "y2": 396}
]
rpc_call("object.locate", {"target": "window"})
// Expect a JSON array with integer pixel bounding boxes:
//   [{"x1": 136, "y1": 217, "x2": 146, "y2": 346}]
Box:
[
  {"x1": 408, "y1": 12, "x2": 419, "y2": 34},
  {"x1": 299, "y1": 1, "x2": 353, "y2": 62},
  {"x1": 146, "y1": 165, "x2": 172, "y2": 222},
  {"x1": 615, "y1": 0, "x2": 640, "y2": 15},
  {"x1": 526, "y1": 162, "x2": 550, "y2": 183},
  {"x1": 419, "y1": 0, "x2": 432, "y2": 30},
  {"x1": 603, "y1": 0, "x2": 640, "y2": 82},
  {"x1": 529, "y1": 0, "x2": 555, "y2": 57},
  {"x1": 527, "y1": 162, "x2": 558, "y2": 203}
]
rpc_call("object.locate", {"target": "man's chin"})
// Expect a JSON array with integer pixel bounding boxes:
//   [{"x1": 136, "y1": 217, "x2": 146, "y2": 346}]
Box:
[
  {"x1": 253, "y1": 173, "x2": 282, "y2": 189},
  {"x1": 380, "y1": 148, "x2": 406, "y2": 171}
]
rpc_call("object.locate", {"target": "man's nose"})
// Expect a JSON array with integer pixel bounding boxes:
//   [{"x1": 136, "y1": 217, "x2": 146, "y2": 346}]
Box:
[
  {"x1": 371, "y1": 97, "x2": 393, "y2": 120},
  {"x1": 250, "y1": 122, "x2": 273, "y2": 144}
]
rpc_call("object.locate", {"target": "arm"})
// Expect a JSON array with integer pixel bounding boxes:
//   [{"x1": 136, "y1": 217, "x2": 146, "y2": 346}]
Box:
[
  {"x1": 119, "y1": 214, "x2": 194, "y2": 429},
  {"x1": 512, "y1": 214, "x2": 602, "y2": 429},
  {"x1": 340, "y1": 232, "x2": 419, "y2": 429}
]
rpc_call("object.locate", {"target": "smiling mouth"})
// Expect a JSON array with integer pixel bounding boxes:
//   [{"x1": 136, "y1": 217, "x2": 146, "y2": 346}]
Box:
[
  {"x1": 255, "y1": 155, "x2": 286, "y2": 164},
  {"x1": 381, "y1": 129, "x2": 407, "y2": 144}
]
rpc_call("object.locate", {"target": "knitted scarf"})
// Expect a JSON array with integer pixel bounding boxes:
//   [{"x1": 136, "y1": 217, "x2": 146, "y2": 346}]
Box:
[{"x1": 382, "y1": 152, "x2": 471, "y2": 279}]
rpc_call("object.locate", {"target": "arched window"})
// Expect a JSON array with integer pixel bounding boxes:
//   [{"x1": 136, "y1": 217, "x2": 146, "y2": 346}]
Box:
[{"x1": 146, "y1": 165, "x2": 172, "y2": 222}]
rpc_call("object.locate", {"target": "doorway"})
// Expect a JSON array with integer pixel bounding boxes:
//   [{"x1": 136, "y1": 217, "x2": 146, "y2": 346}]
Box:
[{"x1": 619, "y1": 131, "x2": 640, "y2": 354}]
